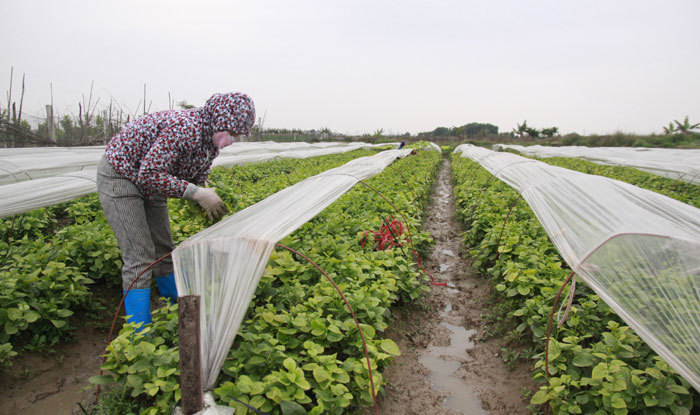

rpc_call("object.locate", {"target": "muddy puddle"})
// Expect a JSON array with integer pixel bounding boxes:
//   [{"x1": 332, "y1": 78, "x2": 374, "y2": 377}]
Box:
[
  {"x1": 419, "y1": 322, "x2": 486, "y2": 414},
  {"x1": 371, "y1": 156, "x2": 535, "y2": 415}
]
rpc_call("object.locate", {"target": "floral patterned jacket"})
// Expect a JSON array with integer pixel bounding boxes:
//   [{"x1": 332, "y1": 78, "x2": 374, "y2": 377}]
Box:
[{"x1": 105, "y1": 92, "x2": 255, "y2": 200}]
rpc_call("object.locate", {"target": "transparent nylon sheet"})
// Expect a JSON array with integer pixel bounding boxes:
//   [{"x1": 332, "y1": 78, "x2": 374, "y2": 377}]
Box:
[
  {"x1": 455, "y1": 144, "x2": 700, "y2": 390},
  {"x1": 494, "y1": 144, "x2": 700, "y2": 185},
  {"x1": 171, "y1": 149, "x2": 415, "y2": 391},
  {"x1": 0, "y1": 142, "x2": 397, "y2": 185},
  {"x1": 0, "y1": 142, "x2": 398, "y2": 218},
  {"x1": 0, "y1": 146, "x2": 106, "y2": 185}
]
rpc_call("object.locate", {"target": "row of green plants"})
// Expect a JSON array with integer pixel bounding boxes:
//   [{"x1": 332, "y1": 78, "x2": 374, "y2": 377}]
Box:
[
  {"x1": 532, "y1": 157, "x2": 700, "y2": 209},
  {"x1": 0, "y1": 148, "x2": 389, "y2": 365},
  {"x1": 451, "y1": 154, "x2": 696, "y2": 414},
  {"x1": 91, "y1": 146, "x2": 442, "y2": 414}
]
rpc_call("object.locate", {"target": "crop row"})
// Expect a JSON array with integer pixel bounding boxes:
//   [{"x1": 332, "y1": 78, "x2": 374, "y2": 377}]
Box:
[
  {"x1": 451, "y1": 154, "x2": 695, "y2": 415},
  {"x1": 0, "y1": 148, "x2": 387, "y2": 365},
  {"x1": 92, "y1": 147, "x2": 442, "y2": 414}
]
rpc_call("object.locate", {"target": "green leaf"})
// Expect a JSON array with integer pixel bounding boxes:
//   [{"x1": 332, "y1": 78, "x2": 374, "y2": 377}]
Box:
[
  {"x1": 667, "y1": 384, "x2": 689, "y2": 394},
  {"x1": 50, "y1": 319, "x2": 66, "y2": 328},
  {"x1": 592, "y1": 363, "x2": 608, "y2": 379},
  {"x1": 283, "y1": 357, "x2": 296, "y2": 371},
  {"x1": 249, "y1": 395, "x2": 267, "y2": 409},
  {"x1": 611, "y1": 393, "x2": 626, "y2": 409},
  {"x1": 572, "y1": 352, "x2": 594, "y2": 367},
  {"x1": 517, "y1": 285, "x2": 530, "y2": 295},
  {"x1": 126, "y1": 374, "x2": 143, "y2": 388},
  {"x1": 266, "y1": 386, "x2": 284, "y2": 403},
  {"x1": 313, "y1": 366, "x2": 331, "y2": 383},
  {"x1": 644, "y1": 367, "x2": 663, "y2": 379},
  {"x1": 575, "y1": 393, "x2": 590, "y2": 404},
  {"x1": 643, "y1": 395, "x2": 658, "y2": 407},
  {"x1": 88, "y1": 375, "x2": 115, "y2": 385},
  {"x1": 24, "y1": 310, "x2": 40, "y2": 323},
  {"x1": 139, "y1": 342, "x2": 156, "y2": 354},
  {"x1": 56, "y1": 309, "x2": 74, "y2": 318},
  {"x1": 530, "y1": 389, "x2": 549, "y2": 405},
  {"x1": 294, "y1": 372, "x2": 311, "y2": 390},
  {"x1": 547, "y1": 339, "x2": 561, "y2": 362},
  {"x1": 379, "y1": 339, "x2": 401, "y2": 356},
  {"x1": 6, "y1": 308, "x2": 22, "y2": 321},
  {"x1": 5, "y1": 322, "x2": 19, "y2": 335},
  {"x1": 247, "y1": 356, "x2": 265, "y2": 366},
  {"x1": 280, "y1": 400, "x2": 307, "y2": 415}
]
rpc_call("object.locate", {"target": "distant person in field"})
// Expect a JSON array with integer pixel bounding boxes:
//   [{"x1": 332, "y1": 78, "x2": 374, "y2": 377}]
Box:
[
  {"x1": 96, "y1": 92, "x2": 255, "y2": 328},
  {"x1": 399, "y1": 141, "x2": 406, "y2": 149}
]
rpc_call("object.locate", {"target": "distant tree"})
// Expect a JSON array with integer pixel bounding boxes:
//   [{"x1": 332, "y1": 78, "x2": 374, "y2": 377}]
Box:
[
  {"x1": 461, "y1": 122, "x2": 498, "y2": 137},
  {"x1": 60, "y1": 115, "x2": 76, "y2": 142},
  {"x1": 662, "y1": 122, "x2": 677, "y2": 135},
  {"x1": 513, "y1": 120, "x2": 545, "y2": 138},
  {"x1": 512, "y1": 120, "x2": 529, "y2": 137},
  {"x1": 673, "y1": 116, "x2": 700, "y2": 134},
  {"x1": 432, "y1": 127, "x2": 450, "y2": 136},
  {"x1": 541, "y1": 127, "x2": 559, "y2": 137},
  {"x1": 525, "y1": 126, "x2": 541, "y2": 138}
]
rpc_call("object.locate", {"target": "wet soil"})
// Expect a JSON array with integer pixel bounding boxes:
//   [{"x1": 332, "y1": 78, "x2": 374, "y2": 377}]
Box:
[
  {"x1": 368, "y1": 157, "x2": 536, "y2": 414},
  {"x1": 0, "y1": 283, "x2": 121, "y2": 414}
]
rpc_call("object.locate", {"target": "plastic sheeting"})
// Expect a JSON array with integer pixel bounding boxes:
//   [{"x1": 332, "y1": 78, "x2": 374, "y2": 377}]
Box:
[
  {"x1": 171, "y1": 149, "x2": 413, "y2": 397},
  {"x1": 0, "y1": 142, "x2": 399, "y2": 218},
  {"x1": 455, "y1": 144, "x2": 700, "y2": 391},
  {"x1": 0, "y1": 142, "x2": 397, "y2": 185},
  {"x1": 0, "y1": 146, "x2": 106, "y2": 185},
  {"x1": 494, "y1": 144, "x2": 700, "y2": 184}
]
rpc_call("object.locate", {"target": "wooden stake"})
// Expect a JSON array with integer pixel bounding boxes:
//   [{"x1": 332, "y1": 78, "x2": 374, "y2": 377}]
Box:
[
  {"x1": 46, "y1": 105, "x2": 55, "y2": 142},
  {"x1": 102, "y1": 109, "x2": 109, "y2": 143},
  {"x1": 6, "y1": 66, "x2": 12, "y2": 123},
  {"x1": 17, "y1": 73, "x2": 25, "y2": 126},
  {"x1": 179, "y1": 295, "x2": 203, "y2": 415}
]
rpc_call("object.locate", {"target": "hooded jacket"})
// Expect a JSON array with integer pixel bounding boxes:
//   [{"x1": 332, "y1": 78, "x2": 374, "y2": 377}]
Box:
[{"x1": 105, "y1": 92, "x2": 255, "y2": 200}]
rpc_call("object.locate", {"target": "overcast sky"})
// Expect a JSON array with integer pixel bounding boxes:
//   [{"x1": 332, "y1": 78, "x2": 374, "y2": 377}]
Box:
[{"x1": 1, "y1": 0, "x2": 699, "y2": 135}]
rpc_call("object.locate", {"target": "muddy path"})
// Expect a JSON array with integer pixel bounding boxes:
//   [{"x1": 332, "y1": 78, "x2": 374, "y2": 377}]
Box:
[
  {"x1": 369, "y1": 157, "x2": 535, "y2": 414},
  {"x1": 0, "y1": 285, "x2": 121, "y2": 414}
]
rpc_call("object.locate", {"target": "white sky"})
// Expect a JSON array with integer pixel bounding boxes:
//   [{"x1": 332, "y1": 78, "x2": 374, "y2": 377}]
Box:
[{"x1": 1, "y1": 0, "x2": 699, "y2": 135}]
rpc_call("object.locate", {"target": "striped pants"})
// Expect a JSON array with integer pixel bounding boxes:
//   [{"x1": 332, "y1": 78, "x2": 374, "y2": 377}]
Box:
[{"x1": 96, "y1": 155, "x2": 175, "y2": 290}]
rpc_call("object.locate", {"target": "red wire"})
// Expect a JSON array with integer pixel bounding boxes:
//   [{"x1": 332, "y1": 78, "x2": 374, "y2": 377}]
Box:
[
  {"x1": 95, "y1": 252, "x2": 173, "y2": 401},
  {"x1": 358, "y1": 180, "x2": 446, "y2": 286},
  {"x1": 96, "y1": 247, "x2": 382, "y2": 415},
  {"x1": 275, "y1": 243, "x2": 380, "y2": 415},
  {"x1": 544, "y1": 271, "x2": 576, "y2": 384},
  {"x1": 494, "y1": 194, "x2": 522, "y2": 263}
]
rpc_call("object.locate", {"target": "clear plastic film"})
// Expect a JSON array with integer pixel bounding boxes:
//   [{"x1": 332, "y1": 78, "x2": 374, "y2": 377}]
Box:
[
  {"x1": 494, "y1": 144, "x2": 700, "y2": 184},
  {"x1": 455, "y1": 144, "x2": 700, "y2": 391},
  {"x1": 171, "y1": 148, "x2": 415, "y2": 392},
  {"x1": 0, "y1": 146, "x2": 106, "y2": 185},
  {"x1": 0, "y1": 141, "x2": 399, "y2": 218}
]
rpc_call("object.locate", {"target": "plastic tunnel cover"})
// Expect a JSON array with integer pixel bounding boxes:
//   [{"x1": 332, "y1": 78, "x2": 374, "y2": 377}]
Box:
[
  {"x1": 0, "y1": 141, "x2": 399, "y2": 218},
  {"x1": 455, "y1": 144, "x2": 700, "y2": 391},
  {"x1": 171, "y1": 148, "x2": 425, "y2": 393},
  {"x1": 493, "y1": 144, "x2": 700, "y2": 185}
]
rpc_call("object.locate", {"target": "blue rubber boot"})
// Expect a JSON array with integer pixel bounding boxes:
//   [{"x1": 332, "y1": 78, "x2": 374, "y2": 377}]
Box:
[
  {"x1": 123, "y1": 288, "x2": 152, "y2": 331},
  {"x1": 156, "y1": 273, "x2": 178, "y2": 304}
]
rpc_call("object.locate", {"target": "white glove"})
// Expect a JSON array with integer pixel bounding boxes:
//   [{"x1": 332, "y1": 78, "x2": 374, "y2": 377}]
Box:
[{"x1": 192, "y1": 187, "x2": 227, "y2": 221}]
